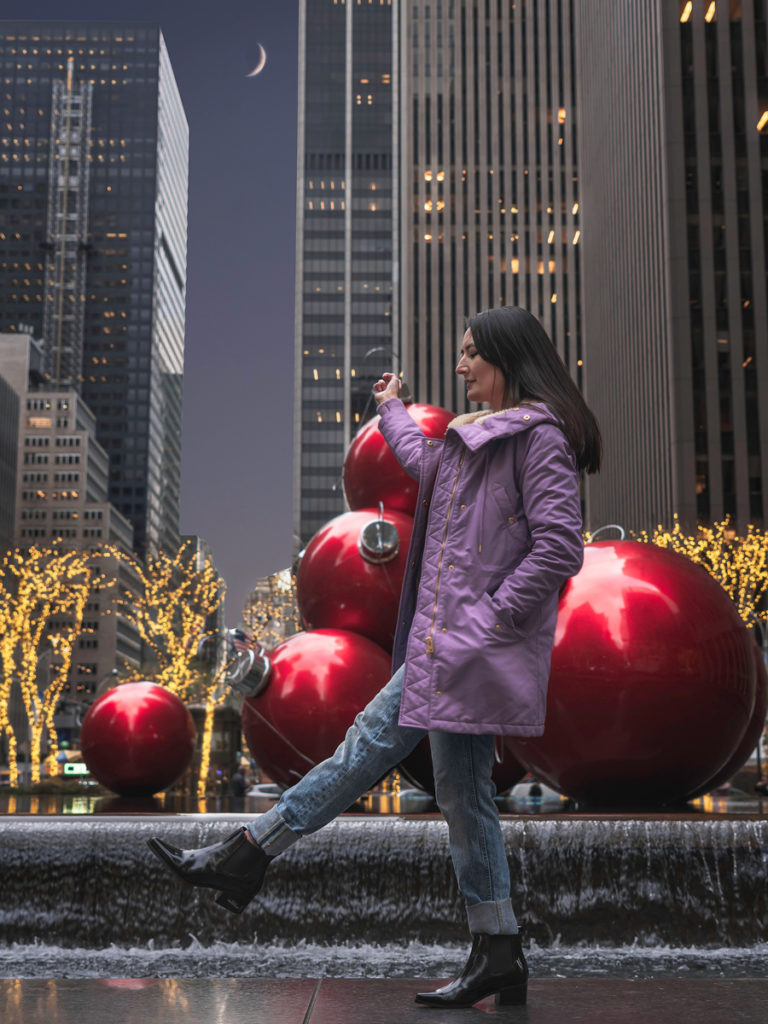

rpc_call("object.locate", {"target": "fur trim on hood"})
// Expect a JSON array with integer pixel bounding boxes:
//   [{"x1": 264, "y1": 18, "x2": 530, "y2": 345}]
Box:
[{"x1": 446, "y1": 408, "x2": 509, "y2": 430}]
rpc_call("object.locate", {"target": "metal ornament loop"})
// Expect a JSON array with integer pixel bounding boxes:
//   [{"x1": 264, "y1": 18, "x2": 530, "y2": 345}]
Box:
[
  {"x1": 358, "y1": 503, "x2": 400, "y2": 564},
  {"x1": 589, "y1": 523, "x2": 626, "y2": 542},
  {"x1": 224, "y1": 629, "x2": 272, "y2": 698}
]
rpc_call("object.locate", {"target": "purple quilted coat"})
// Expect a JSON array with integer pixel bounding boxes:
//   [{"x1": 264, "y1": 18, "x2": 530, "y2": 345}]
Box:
[{"x1": 378, "y1": 397, "x2": 584, "y2": 736}]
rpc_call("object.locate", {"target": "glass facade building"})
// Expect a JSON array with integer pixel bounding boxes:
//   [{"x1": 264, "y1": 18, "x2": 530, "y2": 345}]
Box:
[
  {"x1": 294, "y1": 0, "x2": 396, "y2": 546},
  {"x1": 401, "y1": 0, "x2": 582, "y2": 412},
  {"x1": 294, "y1": 0, "x2": 580, "y2": 546},
  {"x1": 576, "y1": 0, "x2": 767, "y2": 533},
  {"x1": 0, "y1": 21, "x2": 188, "y2": 556}
]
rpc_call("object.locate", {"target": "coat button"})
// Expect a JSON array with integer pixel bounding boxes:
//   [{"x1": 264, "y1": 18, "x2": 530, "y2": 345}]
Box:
[
  {"x1": 423, "y1": 499, "x2": 429, "y2": 507},
  {"x1": 411, "y1": 560, "x2": 416, "y2": 567},
  {"x1": 436, "y1": 690, "x2": 442, "y2": 696},
  {"x1": 523, "y1": 414, "x2": 531, "y2": 420},
  {"x1": 460, "y1": 504, "x2": 466, "y2": 510},
  {"x1": 448, "y1": 563, "x2": 455, "y2": 570},
  {"x1": 495, "y1": 623, "x2": 502, "y2": 630},
  {"x1": 508, "y1": 516, "x2": 516, "y2": 524},
  {"x1": 427, "y1": 440, "x2": 434, "y2": 446},
  {"x1": 441, "y1": 627, "x2": 447, "y2": 633}
]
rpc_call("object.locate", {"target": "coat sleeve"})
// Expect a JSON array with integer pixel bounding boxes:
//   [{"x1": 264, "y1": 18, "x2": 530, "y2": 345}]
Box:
[
  {"x1": 489, "y1": 423, "x2": 584, "y2": 625},
  {"x1": 377, "y1": 398, "x2": 428, "y2": 481}
]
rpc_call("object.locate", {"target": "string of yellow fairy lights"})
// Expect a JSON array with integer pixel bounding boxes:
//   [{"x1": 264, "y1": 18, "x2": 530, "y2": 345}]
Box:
[
  {"x1": 107, "y1": 541, "x2": 228, "y2": 797},
  {"x1": 632, "y1": 515, "x2": 768, "y2": 627},
  {"x1": 0, "y1": 543, "x2": 101, "y2": 785}
]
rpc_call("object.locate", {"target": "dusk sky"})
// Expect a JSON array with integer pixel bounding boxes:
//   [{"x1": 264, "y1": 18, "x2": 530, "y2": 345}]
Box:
[{"x1": 18, "y1": 0, "x2": 301, "y2": 619}]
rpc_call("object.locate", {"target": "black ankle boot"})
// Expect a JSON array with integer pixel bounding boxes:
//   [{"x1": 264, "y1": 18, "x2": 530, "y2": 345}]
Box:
[
  {"x1": 414, "y1": 932, "x2": 528, "y2": 1008},
  {"x1": 147, "y1": 826, "x2": 272, "y2": 914}
]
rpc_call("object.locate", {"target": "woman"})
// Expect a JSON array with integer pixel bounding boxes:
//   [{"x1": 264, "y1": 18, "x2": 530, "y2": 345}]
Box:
[{"x1": 148, "y1": 306, "x2": 601, "y2": 1008}]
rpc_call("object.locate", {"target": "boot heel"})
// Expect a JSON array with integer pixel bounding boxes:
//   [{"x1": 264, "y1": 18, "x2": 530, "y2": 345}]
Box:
[
  {"x1": 495, "y1": 982, "x2": 527, "y2": 1007},
  {"x1": 214, "y1": 889, "x2": 253, "y2": 914}
]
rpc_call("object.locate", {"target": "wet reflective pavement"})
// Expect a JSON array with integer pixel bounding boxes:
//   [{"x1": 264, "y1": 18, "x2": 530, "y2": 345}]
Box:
[{"x1": 3, "y1": 978, "x2": 768, "y2": 1024}]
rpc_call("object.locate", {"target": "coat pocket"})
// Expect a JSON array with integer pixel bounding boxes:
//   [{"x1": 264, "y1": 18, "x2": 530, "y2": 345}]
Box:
[
  {"x1": 480, "y1": 589, "x2": 542, "y2": 639},
  {"x1": 483, "y1": 483, "x2": 531, "y2": 568},
  {"x1": 478, "y1": 590, "x2": 530, "y2": 641}
]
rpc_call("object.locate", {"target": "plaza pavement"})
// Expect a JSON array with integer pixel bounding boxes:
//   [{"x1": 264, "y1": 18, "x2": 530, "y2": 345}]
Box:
[{"x1": 3, "y1": 977, "x2": 768, "y2": 1024}]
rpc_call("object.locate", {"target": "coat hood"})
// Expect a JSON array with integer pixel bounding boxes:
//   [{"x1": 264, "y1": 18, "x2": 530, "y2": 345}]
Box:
[{"x1": 446, "y1": 403, "x2": 560, "y2": 452}]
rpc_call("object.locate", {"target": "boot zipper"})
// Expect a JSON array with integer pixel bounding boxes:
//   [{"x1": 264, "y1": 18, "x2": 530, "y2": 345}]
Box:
[{"x1": 426, "y1": 449, "x2": 465, "y2": 656}]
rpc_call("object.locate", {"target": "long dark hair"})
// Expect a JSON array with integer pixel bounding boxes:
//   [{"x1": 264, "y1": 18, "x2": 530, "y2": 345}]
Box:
[{"x1": 468, "y1": 305, "x2": 602, "y2": 474}]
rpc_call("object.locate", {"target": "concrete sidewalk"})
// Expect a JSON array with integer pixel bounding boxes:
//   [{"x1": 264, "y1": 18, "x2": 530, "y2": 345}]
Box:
[{"x1": 3, "y1": 977, "x2": 768, "y2": 1024}]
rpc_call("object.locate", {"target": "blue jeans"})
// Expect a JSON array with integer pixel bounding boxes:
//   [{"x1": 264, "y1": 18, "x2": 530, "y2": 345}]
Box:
[{"x1": 248, "y1": 665, "x2": 518, "y2": 935}]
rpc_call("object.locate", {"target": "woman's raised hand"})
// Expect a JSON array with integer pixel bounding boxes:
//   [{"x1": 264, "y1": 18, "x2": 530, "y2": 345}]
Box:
[{"x1": 373, "y1": 371, "x2": 402, "y2": 405}]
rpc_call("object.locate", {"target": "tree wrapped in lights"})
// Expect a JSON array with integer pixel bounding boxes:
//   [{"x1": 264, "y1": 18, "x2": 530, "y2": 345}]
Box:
[
  {"x1": 243, "y1": 568, "x2": 300, "y2": 650},
  {"x1": 0, "y1": 544, "x2": 102, "y2": 785},
  {"x1": 113, "y1": 541, "x2": 226, "y2": 702},
  {"x1": 633, "y1": 515, "x2": 768, "y2": 627},
  {"x1": 194, "y1": 661, "x2": 233, "y2": 802},
  {"x1": 111, "y1": 542, "x2": 227, "y2": 797}
]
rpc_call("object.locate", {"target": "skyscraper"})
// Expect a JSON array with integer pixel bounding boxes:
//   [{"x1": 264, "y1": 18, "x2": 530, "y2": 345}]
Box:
[
  {"x1": 0, "y1": 21, "x2": 188, "y2": 556},
  {"x1": 294, "y1": 0, "x2": 581, "y2": 545},
  {"x1": 0, "y1": 330, "x2": 142, "y2": 699},
  {"x1": 400, "y1": 0, "x2": 582, "y2": 411},
  {"x1": 575, "y1": 0, "x2": 767, "y2": 533},
  {"x1": 294, "y1": 0, "x2": 397, "y2": 546}
]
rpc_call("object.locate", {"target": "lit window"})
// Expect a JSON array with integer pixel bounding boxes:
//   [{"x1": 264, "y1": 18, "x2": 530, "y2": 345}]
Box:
[
  {"x1": 757, "y1": 110, "x2": 768, "y2": 132},
  {"x1": 705, "y1": 1, "x2": 716, "y2": 21},
  {"x1": 547, "y1": 229, "x2": 555, "y2": 244},
  {"x1": 573, "y1": 230, "x2": 581, "y2": 245},
  {"x1": 680, "y1": 1, "x2": 692, "y2": 21}
]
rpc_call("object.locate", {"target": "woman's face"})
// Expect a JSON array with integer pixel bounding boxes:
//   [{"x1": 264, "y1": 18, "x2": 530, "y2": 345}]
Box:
[{"x1": 455, "y1": 329, "x2": 505, "y2": 411}]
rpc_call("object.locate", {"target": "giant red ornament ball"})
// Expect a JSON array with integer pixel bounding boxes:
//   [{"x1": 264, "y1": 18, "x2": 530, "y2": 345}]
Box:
[
  {"x1": 296, "y1": 508, "x2": 414, "y2": 651},
  {"x1": 343, "y1": 402, "x2": 454, "y2": 516},
  {"x1": 241, "y1": 628, "x2": 393, "y2": 788},
  {"x1": 81, "y1": 681, "x2": 196, "y2": 797},
  {"x1": 508, "y1": 541, "x2": 756, "y2": 806},
  {"x1": 686, "y1": 643, "x2": 768, "y2": 799}
]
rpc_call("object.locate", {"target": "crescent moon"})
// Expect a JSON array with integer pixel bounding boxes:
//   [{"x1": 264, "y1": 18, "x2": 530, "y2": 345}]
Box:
[{"x1": 246, "y1": 44, "x2": 267, "y2": 78}]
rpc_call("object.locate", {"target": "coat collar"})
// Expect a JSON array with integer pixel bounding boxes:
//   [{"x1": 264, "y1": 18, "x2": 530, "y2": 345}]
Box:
[{"x1": 445, "y1": 403, "x2": 560, "y2": 451}]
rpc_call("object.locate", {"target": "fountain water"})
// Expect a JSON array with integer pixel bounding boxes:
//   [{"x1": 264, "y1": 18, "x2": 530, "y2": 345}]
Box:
[{"x1": 1, "y1": 815, "x2": 766, "y2": 950}]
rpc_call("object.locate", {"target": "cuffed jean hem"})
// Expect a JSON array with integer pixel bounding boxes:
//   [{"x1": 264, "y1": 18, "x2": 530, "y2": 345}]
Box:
[
  {"x1": 466, "y1": 898, "x2": 518, "y2": 935},
  {"x1": 247, "y1": 807, "x2": 300, "y2": 857}
]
